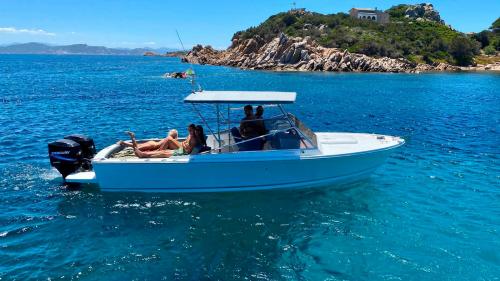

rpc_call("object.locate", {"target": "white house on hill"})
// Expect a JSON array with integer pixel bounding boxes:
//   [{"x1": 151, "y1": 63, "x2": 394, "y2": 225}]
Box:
[{"x1": 349, "y1": 8, "x2": 389, "y2": 24}]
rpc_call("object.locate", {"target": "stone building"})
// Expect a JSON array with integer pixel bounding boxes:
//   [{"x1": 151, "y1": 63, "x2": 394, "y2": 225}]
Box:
[{"x1": 349, "y1": 8, "x2": 389, "y2": 24}]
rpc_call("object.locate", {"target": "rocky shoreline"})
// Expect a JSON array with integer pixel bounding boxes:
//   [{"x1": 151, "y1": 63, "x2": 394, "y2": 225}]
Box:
[
  {"x1": 460, "y1": 62, "x2": 500, "y2": 71},
  {"x1": 143, "y1": 51, "x2": 185, "y2": 57},
  {"x1": 183, "y1": 33, "x2": 499, "y2": 73}
]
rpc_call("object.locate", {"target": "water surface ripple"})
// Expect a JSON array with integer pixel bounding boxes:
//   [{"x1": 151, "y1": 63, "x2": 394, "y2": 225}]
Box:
[{"x1": 0, "y1": 55, "x2": 499, "y2": 280}]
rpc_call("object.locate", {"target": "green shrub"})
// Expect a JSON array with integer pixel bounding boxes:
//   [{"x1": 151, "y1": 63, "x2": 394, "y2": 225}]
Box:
[
  {"x1": 491, "y1": 17, "x2": 500, "y2": 29},
  {"x1": 386, "y1": 4, "x2": 408, "y2": 19},
  {"x1": 491, "y1": 37, "x2": 500, "y2": 50},
  {"x1": 484, "y1": 45, "x2": 496, "y2": 55},
  {"x1": 473, "y1": 31, "x2": 491, "y2": 48},
  {"x1": 449, "y1": 36, "x2": 480, "y2": 66}
]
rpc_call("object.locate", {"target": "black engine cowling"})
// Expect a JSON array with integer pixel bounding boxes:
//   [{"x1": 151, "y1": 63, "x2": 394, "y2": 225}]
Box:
[
  {"x1": 48, "y1": 139, "x2": 82, "y2": 178},
  {"x1": 48, "y1": 134, "x2": 96, "y2": 178},
  {"x1": 64, "y1": 134, "x2": 96, "y2": 170}
]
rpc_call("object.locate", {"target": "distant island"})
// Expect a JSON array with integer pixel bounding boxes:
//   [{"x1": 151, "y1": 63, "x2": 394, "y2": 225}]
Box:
[
  {"x1": 0, "y1": 42, "x2": 178, "y2": 56},
  {"x1": 184, "y1": 3, "x2": 500, "y2": 72},
  {"x1": 143, "y1": 50, "x2": 186, "y2": 57}
]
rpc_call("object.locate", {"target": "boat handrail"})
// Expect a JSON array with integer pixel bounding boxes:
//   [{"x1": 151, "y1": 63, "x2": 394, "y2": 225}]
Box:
[
  {"x1": 191, "y1": 98, "x2": 317, "y2": 152},
  {"x1": 204, "y1": 126, "x2": 315, "y2": 154},
  {"x1": 205, "y1": 127, "x2": 290, "y2": 153},
  {"x1": 229, "y1": 104, "x2": 279, "y2": 111},
  {"x1": 211, "y1": 113, "x2": 306, "y2": 137},
  {"x1": 191, "y1": 104, "x2": 285, "y2": 145},
  {"x1": 192, "y1": 112, "x2": 291, "y2": 126}
]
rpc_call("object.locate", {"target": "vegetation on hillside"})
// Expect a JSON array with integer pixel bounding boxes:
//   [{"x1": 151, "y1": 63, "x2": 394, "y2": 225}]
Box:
[
  {"x1": 471, "y1": 17, "x2": 500, "y2": 56},
  {"x1": 233, "y1": 8, "x2": 498, "y2": 66},
  {"x1": 492, "y1": 18, "x2": 500, "y2": 29}
]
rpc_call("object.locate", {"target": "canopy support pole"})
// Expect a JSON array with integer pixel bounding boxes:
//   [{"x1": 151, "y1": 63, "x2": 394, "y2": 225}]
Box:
[
  {"x1": 192, "y1": 104, "x2": 219, "y2": 145},
  {"x1": 227, "y1": 104, "x2": 231, "y2": 152},
  {"x1": 216, "y1": 104, "x2": 221, "y2": 152}
]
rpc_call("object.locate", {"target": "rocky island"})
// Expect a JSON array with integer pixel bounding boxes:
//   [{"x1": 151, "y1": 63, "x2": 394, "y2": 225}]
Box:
[
  {"x1": 184, "y1": 33, "x2": 459, "y2": 73},
  {"x1": 143, "y1": 51, "x2": 186, "y2": 57},
  {"x1": 183, "y1": 4, "x2": 500, "y2": 73}
]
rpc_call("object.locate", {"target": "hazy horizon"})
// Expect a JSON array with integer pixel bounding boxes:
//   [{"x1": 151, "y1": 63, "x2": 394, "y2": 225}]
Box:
[{"x1": 0, "y1": 41, "x2": 180, "y2": 51}]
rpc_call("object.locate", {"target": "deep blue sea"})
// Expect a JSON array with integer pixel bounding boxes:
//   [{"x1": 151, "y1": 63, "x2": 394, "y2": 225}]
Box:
[{"x1": 0, "y1": 55, "x2": 499, "y2": 280}]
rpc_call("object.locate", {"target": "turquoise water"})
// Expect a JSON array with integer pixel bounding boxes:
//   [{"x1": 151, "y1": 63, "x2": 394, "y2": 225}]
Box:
[{"x1": 0, "y1": 55, "x2": 499, "y2": 280}]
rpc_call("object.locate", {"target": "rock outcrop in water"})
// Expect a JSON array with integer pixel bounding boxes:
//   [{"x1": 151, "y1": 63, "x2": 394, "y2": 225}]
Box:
[{"x1": 183, "y1": 33, "x2": 458, "y2": 73}]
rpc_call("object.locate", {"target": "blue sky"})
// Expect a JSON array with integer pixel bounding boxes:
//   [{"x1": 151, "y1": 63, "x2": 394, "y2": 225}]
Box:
[{"x1": 0, "y1": 0, "x2": 498, "y2": 49}]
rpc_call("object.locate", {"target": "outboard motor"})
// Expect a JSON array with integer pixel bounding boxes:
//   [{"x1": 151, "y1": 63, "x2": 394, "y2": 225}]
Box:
[
  {"x1": 48, "y1": 139, "x2": 83, "y2": 178},
  {"x1": 48, "y1": 134, "x2": 96, "y2": 179},
  {"x1": 64, "y1": 134, "x2": 96, "y2": 170}
]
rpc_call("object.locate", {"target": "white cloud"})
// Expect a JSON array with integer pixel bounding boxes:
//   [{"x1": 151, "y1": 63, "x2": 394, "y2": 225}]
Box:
[
  {"x1": 0, "y1": 27, "x2": 56, "y2": 36},
  {"x1": 143, "y1": 41, "x2": 156, "y2": 45}
]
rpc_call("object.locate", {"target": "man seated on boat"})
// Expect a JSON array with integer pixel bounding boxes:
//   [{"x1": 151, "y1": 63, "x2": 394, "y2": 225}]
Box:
[
  {"x1": 117, "y1": 129, "x2": 178, "y2": 151},
  {"x1": 239, "y1": 104, "x2": 261, "y2": 139},
  {"x1": 229, "y1": 105, "x2": 267, "y2": 151},
  {"x1": 125, "y1": 124, "x2": 199, "y2": 158}
]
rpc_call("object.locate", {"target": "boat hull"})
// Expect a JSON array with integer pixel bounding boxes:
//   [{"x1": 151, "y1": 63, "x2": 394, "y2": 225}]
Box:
[{"x1": 91, "y1": 147, "x2": 395, "y2": 192}]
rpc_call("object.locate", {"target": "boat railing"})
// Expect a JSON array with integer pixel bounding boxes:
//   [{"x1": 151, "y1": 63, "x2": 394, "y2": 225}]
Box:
[
  {"x1": 199, "y1": 114, "x2": 307, "y2": 132},
  {"x1": 196, "y1": 112, "x2": 288, "y2": 127},
  {"x1": 204, "y1": 126, "x2": 313, "y2": 154},
  {"x1": 191, "y1": 101, "x2": 317, "y2": 153}
]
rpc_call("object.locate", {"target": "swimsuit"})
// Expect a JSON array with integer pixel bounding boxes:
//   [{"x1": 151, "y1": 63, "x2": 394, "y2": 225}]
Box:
[{"x1": 173, "y1": 147, "x2": 185, "y2": 156}]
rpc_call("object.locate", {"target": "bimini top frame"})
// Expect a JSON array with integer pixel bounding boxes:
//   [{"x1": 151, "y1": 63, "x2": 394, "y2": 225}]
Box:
[
  {"x1": 185, "y1": 90, "x2": 316, "y2": 152},
  {"x1": 184, "y1": 91, "x2": 296, "y2": 104}
]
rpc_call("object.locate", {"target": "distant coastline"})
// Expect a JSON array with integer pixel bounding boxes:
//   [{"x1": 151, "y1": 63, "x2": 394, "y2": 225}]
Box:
[
  {"x1": 0, "y1": 42, "x2": 179, "y2": 56},
  {"x1": 143, "y1": 50, "x2": 186, "y2": 57}
]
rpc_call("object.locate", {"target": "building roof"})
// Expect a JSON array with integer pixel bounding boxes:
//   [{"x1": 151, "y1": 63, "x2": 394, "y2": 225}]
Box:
[
  {"x1": 351, "y1": 8, "x2": 378, "y2": 12},
  {"x1": 184, "y1": 91, "x2": 297, "y2": 104},
  {"x1": 352, "y1": 7, "x2": 375, "y2": 10}
]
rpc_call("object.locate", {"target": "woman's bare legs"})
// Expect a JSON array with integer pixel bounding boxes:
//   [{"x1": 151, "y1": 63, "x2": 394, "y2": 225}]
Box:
[
  {"x1": 127, "y1": 132, "x2": 174, "y2": 158},
  {"x1": 134, "y1": 149, "x2": 174, "y2": 158},
  {"x1": 118, "y1": 140, "x2": 161, "y2": 150},
  {"x1": 128, "y1": 132, "x2": 147, "y2": 158},
  {"x1": 117, "y1": 140, "x2": 134, "y2": 147},
  {"x1": 118, "y1": 132, "x2": 163, "y2": 151},
  {"x1": 127, "y1": 131, "x2": 139, "y2": 147},
  {"x1": 137, "y1": 140, "x2": 162, "y2": 151},
  {"x1": 159, "y1": 136, "x2": 182, "y2": 150}
]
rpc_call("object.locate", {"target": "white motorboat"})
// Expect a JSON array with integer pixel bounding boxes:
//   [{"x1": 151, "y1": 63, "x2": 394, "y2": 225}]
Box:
[{"x1": 48, "y1": 91, "x2": 404, "y2": 192}]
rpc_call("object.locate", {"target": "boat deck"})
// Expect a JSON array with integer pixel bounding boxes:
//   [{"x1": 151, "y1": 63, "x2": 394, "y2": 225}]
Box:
[
  {"x1": 107, "y1": 133, "x2": 403, "y2": 160},
  {"x1": 110, "y1": 147, "x2": 139, "y2": 159},
  {"x1": 316, "y1": 133, "x2": 404, "y2": 155}
]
